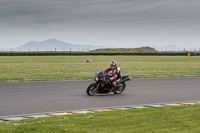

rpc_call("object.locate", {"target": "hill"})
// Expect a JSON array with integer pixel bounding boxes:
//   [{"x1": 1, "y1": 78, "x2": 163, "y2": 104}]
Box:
[{"x1": 90, "y1": 47, "x2": 157, "y2": 53}]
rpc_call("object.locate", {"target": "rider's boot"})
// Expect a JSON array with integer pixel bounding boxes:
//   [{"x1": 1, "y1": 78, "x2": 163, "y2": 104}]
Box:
[
  {"x1": 110, "y1": 80, "x2": 122, "y2": 92},
  {"x1": 110, "y1": 83, "x2": 122, "y2": 92}
]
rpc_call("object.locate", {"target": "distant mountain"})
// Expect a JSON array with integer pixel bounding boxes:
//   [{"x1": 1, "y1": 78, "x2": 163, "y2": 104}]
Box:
[
  {"x1": 4, "y1": 39, "x2": 110, "y2": 51},
  {"x1": 3, "y1": 39, "x2": 200, "y2": 52}
]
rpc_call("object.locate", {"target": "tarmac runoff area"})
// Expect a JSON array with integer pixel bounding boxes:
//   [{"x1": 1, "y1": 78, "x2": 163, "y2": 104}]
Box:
[{"x1": 0, "y1": 101, "x2": 200, "y2": 122}]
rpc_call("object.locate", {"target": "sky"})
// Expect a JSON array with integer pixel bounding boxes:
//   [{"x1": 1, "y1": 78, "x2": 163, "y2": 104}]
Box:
[{"x1": 0, "y1": 0, "x2": 200, "y2": 49}]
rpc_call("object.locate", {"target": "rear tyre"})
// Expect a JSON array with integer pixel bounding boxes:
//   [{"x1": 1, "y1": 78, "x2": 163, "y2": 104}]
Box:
[
  {"x1": 86, "y1": 83, "x2": 98, "y2": 96},
  {"x1": 114, "y1": 82, "x2": 126, "y2": 94}
]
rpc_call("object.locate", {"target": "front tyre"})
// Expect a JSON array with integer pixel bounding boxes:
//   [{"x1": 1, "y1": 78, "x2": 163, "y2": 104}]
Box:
[
  {"x1": 86, "y1": 83, "x2": 98, "y2": 96},
  {"x1": 114, "y1": 82, "x2": 126, "y2": 94}
]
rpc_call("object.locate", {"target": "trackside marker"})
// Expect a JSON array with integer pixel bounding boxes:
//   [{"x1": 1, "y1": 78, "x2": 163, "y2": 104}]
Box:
[
  {"x1": 24, "y1": 115, "x2": 50, "y2": 119},
  {"x1": 0, "y1": 117, "x2": 27, "y2": 121},
  {"x1": 165, "y1": 103, "x2": 182, "y2": 106},
  {"x1": 49, "y1": 112, "x2": 72, "y2": 116},
  {"x1": 72, "y1": 110, "x2": 94, "y2": 114},
  {"x1": 144, "y1": 105, "x2": 166, "y2": 108}
]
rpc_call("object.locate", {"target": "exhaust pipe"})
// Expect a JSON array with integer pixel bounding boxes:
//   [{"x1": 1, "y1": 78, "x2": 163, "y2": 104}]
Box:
[{"x1": 120, "y1": 77, "x2": 130, "y2": 83}]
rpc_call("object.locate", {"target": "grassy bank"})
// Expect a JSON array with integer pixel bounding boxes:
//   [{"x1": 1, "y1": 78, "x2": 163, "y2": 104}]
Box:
[
  {"x1": 0, "y1": 104, "x2": 200, "y2": 133},
  {"x1": 90, "y1": 47, "x2": 157, "y2": 53},
  {"x1": 0, "y1": 56, "x2": 200, "y2": 82}
]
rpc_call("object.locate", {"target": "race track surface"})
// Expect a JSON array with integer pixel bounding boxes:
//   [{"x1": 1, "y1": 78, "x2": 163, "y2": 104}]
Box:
[{"x1": 0, "y1": 78, "x2": 199, "y2": 116}]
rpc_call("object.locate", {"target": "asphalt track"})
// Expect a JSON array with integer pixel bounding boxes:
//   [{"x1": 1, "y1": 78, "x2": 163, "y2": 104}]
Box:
[{"x1": 0, "y1": 78, "x2": 199, "y2": 117}]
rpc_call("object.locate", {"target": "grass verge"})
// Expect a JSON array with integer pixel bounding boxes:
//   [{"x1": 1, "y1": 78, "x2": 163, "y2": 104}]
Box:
[
  {"x1": 0, "y1": 104, "x2": 200, "y2": 133},
  {"x1": 0, "y1": 56, "x2": 200, "y2": 82}
]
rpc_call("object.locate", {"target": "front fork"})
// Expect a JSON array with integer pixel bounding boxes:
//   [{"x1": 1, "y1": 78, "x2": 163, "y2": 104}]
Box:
[{"x1": 93, "y1": 81, "x2": 99, "y2": 92}]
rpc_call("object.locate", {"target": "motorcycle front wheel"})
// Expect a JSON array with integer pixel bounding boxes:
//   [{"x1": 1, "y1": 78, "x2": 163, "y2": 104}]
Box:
[
  {"x1": 114, "y1": 82, "x2": 126, "y2": 94},
  {"x1": 86, "y1": 83, "x2": 98, "y2": 96}
]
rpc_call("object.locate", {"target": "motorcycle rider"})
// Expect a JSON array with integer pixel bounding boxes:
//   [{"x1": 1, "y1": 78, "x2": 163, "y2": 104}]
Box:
[{"x1": 104, "y1": 60, "x2": 121, "y2": 91}]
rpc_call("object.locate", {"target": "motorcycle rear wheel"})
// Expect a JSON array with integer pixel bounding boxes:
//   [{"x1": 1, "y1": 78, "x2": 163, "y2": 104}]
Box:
[
  {"x1": 86, "y1": 83, "x2": 98, "y2": 96},
  {"x1": 114, "y1": 82, "x2": 126, "y2": 94}
]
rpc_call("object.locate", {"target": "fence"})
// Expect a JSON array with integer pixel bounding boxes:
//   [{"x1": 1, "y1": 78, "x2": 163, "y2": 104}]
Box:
[
  {"x1": 0, "y1": 52, "x2": 199, "y2": 56},
  {"x1": 0, "y1": 48, "x2": 91, "y2": 52}
]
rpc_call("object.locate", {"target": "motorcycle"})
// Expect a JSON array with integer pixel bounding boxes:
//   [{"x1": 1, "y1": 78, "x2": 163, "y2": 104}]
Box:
[{"x1": 86, "y1": 70, "x2": 130, "y2": 96}]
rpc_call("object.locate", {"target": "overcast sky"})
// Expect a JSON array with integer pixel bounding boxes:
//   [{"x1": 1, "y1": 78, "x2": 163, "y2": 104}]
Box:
[{"x1": 0, "y1": 0, "x2": 200, "y2": 49}]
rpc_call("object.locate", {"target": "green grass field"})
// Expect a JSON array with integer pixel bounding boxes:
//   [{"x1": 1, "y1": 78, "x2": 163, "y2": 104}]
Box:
[
  {"x1": 0, "y1": 104, "x2": 200, "y2": 133},
  {"x1": 0, "y1": 56, "x2": 200, "y2": 82},
  {"x1": 0, "y1": 56, "x2": 200, "y2": 132}
]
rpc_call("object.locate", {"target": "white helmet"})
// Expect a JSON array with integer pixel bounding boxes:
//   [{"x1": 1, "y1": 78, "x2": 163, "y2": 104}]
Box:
[{"x1": 110, "y1": 60, "x2": 117, "y2": 69}]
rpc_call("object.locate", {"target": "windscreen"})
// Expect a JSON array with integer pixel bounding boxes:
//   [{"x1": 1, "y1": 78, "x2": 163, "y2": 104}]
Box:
[{"x1": 96, "y1": 70, "x2": 105, "y2": 77}]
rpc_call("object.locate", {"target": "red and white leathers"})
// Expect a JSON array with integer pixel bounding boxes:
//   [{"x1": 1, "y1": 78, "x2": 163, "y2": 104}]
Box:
[{"x1": 104, "y1": 66, "x2": 121, "y2": 87}]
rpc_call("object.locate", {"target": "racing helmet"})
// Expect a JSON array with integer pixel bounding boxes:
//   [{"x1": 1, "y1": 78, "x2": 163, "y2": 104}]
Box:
[{"x1": 110, "y1": 60, "x2": 117, "y2": 69}]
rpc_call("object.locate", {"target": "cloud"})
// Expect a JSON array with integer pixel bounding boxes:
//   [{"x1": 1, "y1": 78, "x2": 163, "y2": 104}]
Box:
[
  {"x1": 0, "y1": 0, "x2": 200, "y2": 48},
  {"x1": 1, "y1": 0, "x2": 200, "y2": 29}
]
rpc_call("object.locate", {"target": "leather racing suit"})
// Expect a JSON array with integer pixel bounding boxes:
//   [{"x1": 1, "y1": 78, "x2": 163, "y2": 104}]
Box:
[{"x1": 104, "y1": 66, "x2": 121, "y2": 88}]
